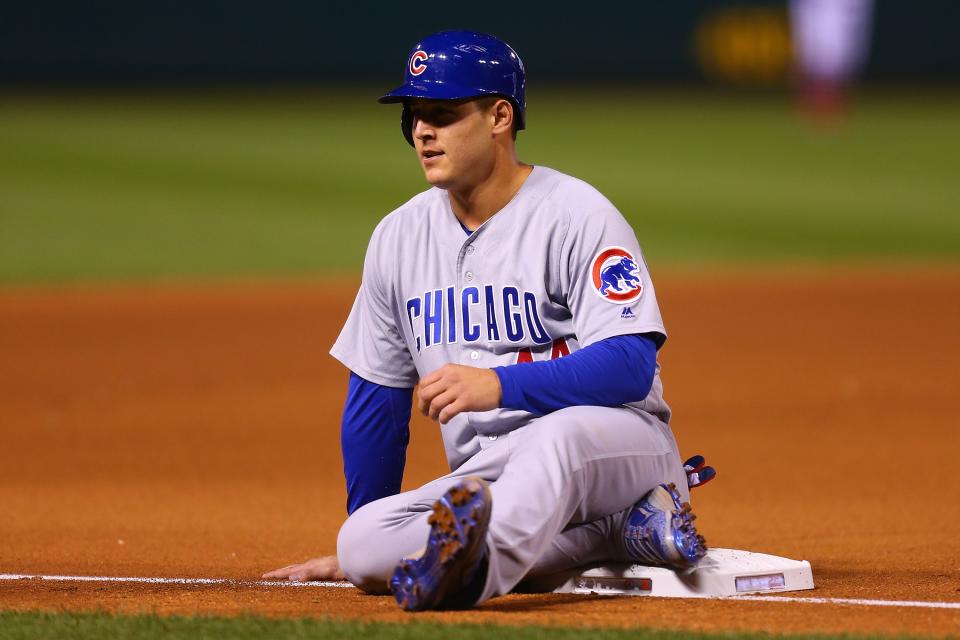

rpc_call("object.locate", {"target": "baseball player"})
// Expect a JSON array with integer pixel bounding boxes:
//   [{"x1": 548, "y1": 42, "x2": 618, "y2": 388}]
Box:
[
  {"x1": 790, "y1": 0, "x2": 874, "y2": 122},
  {"x1": 265, "y1": 30, "x2": 707, "y2": 610}
]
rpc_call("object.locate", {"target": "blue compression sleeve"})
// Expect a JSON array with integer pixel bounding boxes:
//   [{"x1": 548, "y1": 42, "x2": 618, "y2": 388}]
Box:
[
  {"x1": 493, "y1": 333, "x2": 658, "y2": 417},
  {"x1": 341, "y1": 372, "x2": 413, "y2": 515}
]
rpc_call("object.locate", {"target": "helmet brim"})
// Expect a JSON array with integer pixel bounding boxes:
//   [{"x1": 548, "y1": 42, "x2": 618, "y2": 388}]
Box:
[
  {"x1": 378, "y1": 83, "x2": 526, "y2": 133},
  {"x1": 378, "y1": 81, "x2": 503, "y2": 105}
]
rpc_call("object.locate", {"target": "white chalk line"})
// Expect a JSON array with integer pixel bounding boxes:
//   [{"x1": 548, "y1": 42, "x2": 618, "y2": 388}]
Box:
[
  {"x1": 0, "y1": 573, "x2": 352, "y2": 589},
  {"x1": 2, "y1": 573, "x2": 959, "y2": 610},
  {"x1": 724, "y1": 594, "x2": 960, "y2": 610}
]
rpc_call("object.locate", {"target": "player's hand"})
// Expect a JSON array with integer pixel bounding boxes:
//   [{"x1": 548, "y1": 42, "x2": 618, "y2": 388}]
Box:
[
  {"x1": 261, "y1": 555, "x2": 345, "y2": 582},
  {"x1": 418, "y1": 364, "x2": 502, "y2": 424}
]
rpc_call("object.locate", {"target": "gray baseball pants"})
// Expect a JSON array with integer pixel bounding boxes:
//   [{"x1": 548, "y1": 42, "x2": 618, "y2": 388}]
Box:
[{"x1": 336, "y1": 404, "x2": 688, "y2": 604}]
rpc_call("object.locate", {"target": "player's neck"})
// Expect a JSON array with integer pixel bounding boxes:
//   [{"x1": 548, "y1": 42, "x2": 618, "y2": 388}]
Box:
[{"x1": 447, "y1": 159, "x2": 533, "y2": 231}]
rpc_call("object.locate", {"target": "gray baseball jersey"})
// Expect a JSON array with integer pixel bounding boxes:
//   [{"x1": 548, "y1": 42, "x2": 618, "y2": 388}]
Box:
[{"x1": 330, "y1": 165, "x2": 670, "y2": 470}]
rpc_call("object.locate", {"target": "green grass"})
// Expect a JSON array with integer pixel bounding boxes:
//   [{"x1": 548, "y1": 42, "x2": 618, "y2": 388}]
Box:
[
  {"x1": 1, "y1": 88, "x2": 958, "y2": 284},
  {"x1": 0, "y1": 610, "x2": 900, "y2": 640}
]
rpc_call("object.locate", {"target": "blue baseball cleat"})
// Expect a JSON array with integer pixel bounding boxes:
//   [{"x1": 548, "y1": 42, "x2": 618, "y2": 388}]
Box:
[
  {"x1": 390, "y1": 477, "x2": 492, "y2": 611},
  {"x1": 623, "y1": 482, "x2": 707, "y2": 570}
]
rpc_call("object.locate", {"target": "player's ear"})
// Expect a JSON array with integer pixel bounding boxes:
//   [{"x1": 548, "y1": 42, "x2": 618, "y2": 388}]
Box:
[{"x1": 490, "y1": 98, "x2": 514, "y2": 137}]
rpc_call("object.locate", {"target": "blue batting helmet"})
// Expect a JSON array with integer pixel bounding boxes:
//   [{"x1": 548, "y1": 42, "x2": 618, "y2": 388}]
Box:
[{"x1": 378, "y1": 30, "x2": 526, "y2": 146}]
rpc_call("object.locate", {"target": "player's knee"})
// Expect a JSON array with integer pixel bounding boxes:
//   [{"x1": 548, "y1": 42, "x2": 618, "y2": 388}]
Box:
[
  {"x1": 540, "y1": 408, "x2": 592, "y2": 443},
  {"x1": 527, "y1": 409, "x2": 594, "y2": 463}
]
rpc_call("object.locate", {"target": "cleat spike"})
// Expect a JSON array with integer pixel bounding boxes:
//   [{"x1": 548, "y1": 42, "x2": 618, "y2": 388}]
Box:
[
  {"x1": 390, "y1": 477, "x2": 491, "y2": 611},
  {"x1": 623, "y1": 483, "x2": 708, "y2": 571}
]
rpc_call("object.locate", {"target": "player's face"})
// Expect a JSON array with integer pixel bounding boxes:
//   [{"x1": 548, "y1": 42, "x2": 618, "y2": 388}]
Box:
[{"x1": 408, "y1": 98, "x2": 498, "y2": 190}]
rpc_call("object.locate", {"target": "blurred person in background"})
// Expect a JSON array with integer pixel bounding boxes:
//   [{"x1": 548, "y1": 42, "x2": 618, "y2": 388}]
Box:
[{"x1": 789, "y1": 0, "x2": 874, "y2": 124}]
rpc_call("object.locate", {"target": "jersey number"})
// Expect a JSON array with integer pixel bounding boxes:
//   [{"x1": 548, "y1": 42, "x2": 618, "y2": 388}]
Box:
[{"x1": 516, "y1": 338, "x2": 570, "y2": 364}]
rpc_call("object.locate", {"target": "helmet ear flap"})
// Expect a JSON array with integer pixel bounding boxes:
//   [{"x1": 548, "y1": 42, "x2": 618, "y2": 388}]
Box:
[{"x1": 401, "y1": 104, "x2": 414, "y2": 147}]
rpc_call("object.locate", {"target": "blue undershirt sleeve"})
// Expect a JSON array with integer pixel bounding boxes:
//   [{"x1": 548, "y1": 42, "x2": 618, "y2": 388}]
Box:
[
  {"x1": 493, "y1": 333, "x2": 659, "y2": 417},
  {"x1": 341, "y1": 372, "x2": 413, "y2": 515}
]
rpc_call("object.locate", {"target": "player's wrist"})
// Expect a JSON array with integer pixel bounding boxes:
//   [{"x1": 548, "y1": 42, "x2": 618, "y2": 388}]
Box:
[
  {"x1": 487, "y1": 367, "x2": 503, "y2": 408},
  {"x1": 490, "y1": 366, "x2": 517, "y2": 409}
]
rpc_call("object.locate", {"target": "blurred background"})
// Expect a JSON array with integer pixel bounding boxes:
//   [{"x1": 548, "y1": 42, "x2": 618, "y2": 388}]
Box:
[
  {"x1": 2, "y1": 0, "x2": 958, "y2": 284},
  {"x1": 1, "y1": 2, "x2": 959, "y2": 605}
]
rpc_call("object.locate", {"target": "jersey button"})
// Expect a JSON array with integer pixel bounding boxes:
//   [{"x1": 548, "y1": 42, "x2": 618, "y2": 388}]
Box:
[
  {"x1": 469, "y1": 350, "x2": 479, "y2": 361},
  {"x1": 465, "y1": 271, "x2": 474, "y2": 281},
  {"x1": 488, "y1": 434, "x2": 498, "y2": 441}
]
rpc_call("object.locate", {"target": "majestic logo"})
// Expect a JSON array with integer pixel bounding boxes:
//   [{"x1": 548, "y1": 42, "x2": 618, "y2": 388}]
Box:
[
  {"x1": 591, "y1": 247, "x2": 643, "y2": 304},
  {"x1": 409, "y1": 50, "x2": 429, "y2": 76}
]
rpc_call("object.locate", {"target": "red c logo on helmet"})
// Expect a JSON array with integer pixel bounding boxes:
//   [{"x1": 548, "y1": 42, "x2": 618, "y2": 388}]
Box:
[{"x1": 409, "y1": 51, "x2": 429, "y2": 76}]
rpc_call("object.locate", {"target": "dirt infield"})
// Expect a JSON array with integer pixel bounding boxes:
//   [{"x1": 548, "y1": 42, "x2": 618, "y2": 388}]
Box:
[{"x1": 1, "y1": 269, "x2": 958, "y2": 636}]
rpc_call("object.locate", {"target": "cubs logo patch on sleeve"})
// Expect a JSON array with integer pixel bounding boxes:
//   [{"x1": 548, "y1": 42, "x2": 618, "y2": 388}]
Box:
[{"x1": 591, "y1": 247, "x2": 643, "y2": 304}]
